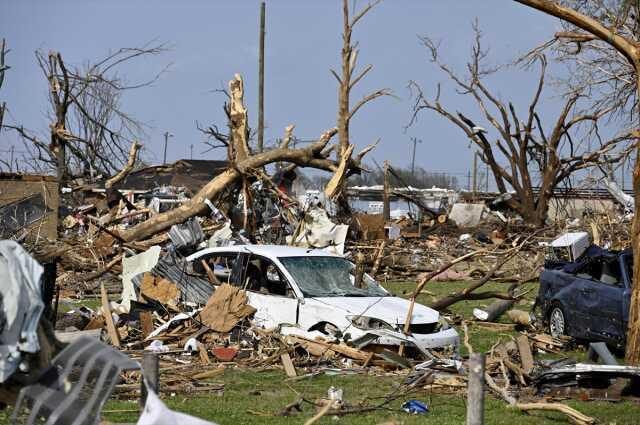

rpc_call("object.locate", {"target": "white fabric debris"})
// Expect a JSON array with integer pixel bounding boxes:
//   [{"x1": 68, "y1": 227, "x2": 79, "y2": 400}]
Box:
[
  {"x1": 448, "y1": 203, "x2": 487, "y2": 227},
  {"x1": 0, "y1": 240, "x2": 44, "y2": 383},
  {"x1": 288, "y1": 206, "x2": 349, "y2": 255}
]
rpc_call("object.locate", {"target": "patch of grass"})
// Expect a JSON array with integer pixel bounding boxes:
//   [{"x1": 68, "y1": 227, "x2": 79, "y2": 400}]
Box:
[{"x1": 95, "y1": 369, "x2": 636, "y2": 425}]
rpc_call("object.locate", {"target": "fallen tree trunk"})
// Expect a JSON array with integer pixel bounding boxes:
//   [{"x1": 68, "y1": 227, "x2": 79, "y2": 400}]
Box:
[{"x1": 473, "y1": 299, "x2": 515, "y2": 322}]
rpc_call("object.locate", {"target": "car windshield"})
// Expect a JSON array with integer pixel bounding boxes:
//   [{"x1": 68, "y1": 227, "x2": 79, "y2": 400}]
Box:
[{"x1": 278, "y1": 256, "x2": 388, "y2": 297}]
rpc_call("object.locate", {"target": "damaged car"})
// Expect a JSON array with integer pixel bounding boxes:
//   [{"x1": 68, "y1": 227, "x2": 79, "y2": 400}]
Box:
[
  {"x1": 186, "y1": 245, "x2": 459, "y2": 355},
  {"x1": 536, "y1": 244, "x2": 632, "y2": 347}
]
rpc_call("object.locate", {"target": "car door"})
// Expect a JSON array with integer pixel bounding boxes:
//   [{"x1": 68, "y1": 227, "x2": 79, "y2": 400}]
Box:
[
  {"x1": 577, "y1": 258, "x2": 625, "y2": 341},
  {"x1": 570, "y1": 260, "x2": 603, "y2": 338},
  {"x1": 242, "y1": 254, "x2": 298, "y2": 328}
]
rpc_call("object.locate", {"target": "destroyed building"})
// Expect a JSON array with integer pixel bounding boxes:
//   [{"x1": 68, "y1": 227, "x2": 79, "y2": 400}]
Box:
[{"x1": 0, "y1": 173, "x2": 59, "y2": 241}]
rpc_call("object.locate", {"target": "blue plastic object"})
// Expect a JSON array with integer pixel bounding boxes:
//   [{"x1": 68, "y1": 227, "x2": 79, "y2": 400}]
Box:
[{"x1": 402, "y1": 399, "x2": 429, "y2": 414}]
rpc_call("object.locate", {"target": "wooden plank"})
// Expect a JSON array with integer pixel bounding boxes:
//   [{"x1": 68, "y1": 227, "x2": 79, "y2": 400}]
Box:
[
  {"x1": 140, "y1": 311, "x2": 154, "y2": 339},
  {"x1": 362, "y1": 352, "x2": 375, "y2": 368},
  {"x1": 199, "y1": 343, "x2": 211, "y2": 365},
  {"x1": 55, "y1": 328, "x2": 101, "y2": 343},
  {"x1": 516, "y1": 334, "x2": 534, "y2": 374},
  {"x1": 101, "y1": 283, "x2": 121, "y2": 347},
  {"x1": 192, "y1": 367, "x2": 224, "y2": 380},
  {"x1": 280, "y1": 352, "x2": 297, "y2": 377},
  {"x1": 286, "y1": 335, "x2": 368, "y2": 361}
]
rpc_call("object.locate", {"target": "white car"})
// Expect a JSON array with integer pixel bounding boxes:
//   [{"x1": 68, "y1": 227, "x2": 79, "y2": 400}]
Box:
[{"x1": 186, "y1": 245, "x2": 459, "y2": 355}]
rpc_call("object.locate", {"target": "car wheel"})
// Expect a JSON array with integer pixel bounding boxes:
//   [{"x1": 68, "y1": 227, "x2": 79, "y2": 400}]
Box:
[{"x1": 549, "y1": 305, "x2": 567, "y2": 338}]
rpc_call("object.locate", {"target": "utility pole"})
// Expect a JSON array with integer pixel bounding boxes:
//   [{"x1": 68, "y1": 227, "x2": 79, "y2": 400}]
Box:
[
  {"x1": 257, "y1": 1, "x2": 266, "y2": 153},
  {"x1": 472, "y1": 152, "x2": 478, "y2": 198},
  {"x1": 162, "y1": 131, "x2": 173, "y2": 165},
  {"x1": 485, "y1": 161, "x2": 489, "y2": 192},
  {"x1": 9, "y1": 145, "x2": 14, "y2": 172},
  {"x1": 410, "y1": 137, "x2": 421, "y2": 177},
  {"x1": 383, "y1": 160, "x2": 390, "y2": 222},
  {"x1": 190, "y1": 144, "x2": 194, "y2": 160}
]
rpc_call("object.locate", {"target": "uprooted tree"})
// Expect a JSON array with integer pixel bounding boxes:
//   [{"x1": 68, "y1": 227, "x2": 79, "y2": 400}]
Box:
[
  {"x1": 119, "y1": 73, "x2": 376, "y2": 243},
  {"x1": 409, "y1": 23, "x2": 634, "y2": 227},
  {"x1": 510, "y1": 0, "x2": 640, "y2": 370},
  {"x1": 6, "y1": 44, "x2": 166, "y2": 186}
]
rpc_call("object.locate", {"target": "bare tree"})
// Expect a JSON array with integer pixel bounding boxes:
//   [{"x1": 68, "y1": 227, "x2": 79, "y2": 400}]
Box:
[
  {"x1": 6, "y1": 44, "x2": 166, "y2": 186},
  {"x1": 330, "y1": 0, "x2": 390, "y2": 206},
  {"x1": 511, "y1": 0, "x2": 640, "y2": 367},
  {"x1": 408, "y1": 24, "x2": 634, "y2": 226}
]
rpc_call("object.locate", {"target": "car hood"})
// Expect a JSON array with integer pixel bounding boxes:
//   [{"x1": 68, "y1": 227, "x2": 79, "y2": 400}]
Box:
[{"x1": 309, "y1": 296, "x2": 439, "y2": 325}]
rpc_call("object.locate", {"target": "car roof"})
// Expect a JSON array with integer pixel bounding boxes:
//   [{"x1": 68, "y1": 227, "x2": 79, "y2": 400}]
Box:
[{"x1": 187, "y1": 244, "x2": 342, "y2": 261}]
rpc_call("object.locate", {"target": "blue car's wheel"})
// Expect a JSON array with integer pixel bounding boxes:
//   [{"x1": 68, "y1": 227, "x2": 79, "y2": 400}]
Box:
[{"x1": 549, "y1": 305, "x2": 566, "y2": 338}]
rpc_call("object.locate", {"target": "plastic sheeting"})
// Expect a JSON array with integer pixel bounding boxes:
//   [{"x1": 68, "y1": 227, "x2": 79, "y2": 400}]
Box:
[
  {"x1": 121, "y1": 246, "x2": 161, "y2": 312},
  {"x1": 168, "y1": 218, "x2": 205, "y2": 250},
  {"x1": 0, "y1": 240, "x2": 44, "y2": 383}
]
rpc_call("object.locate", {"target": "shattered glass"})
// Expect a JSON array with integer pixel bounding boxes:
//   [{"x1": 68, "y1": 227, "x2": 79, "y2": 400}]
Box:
[{"x1": 279, "y1": 256, "x2": 387, "y2": 298}]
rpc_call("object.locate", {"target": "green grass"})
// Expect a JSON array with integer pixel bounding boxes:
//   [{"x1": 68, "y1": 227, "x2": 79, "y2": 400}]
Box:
[
  {"x1": 1, "y1": 280, "x2": 634, "y2": 424},
  {"x1": 86, "y1": 369, "x2": 640, "y2": 424}
]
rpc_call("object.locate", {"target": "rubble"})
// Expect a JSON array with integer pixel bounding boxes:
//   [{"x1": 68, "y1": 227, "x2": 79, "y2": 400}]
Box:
[{"x1": 1, "y1": 117, "x2": 636, "y2": 424}]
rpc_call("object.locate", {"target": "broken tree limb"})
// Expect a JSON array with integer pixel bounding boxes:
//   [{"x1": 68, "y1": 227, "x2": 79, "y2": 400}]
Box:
[
  {"x1": 429, "y1": 254, "x2": 514, "y2": 311},
  {"x1": 105, "y1": 141, "x2": 141, "y2": 189},
  {"x1": 513, "y1": 403, "x2": 595, "y2": 425},
  {"x1": 119, "y1": 128, "x2": 337, "y2": 242},
  {"x1": 369, "y1": 239, "x2": 386, "y2": 277},
  {"x1": 427, "y1": 233, "x2": 542, "y2": 311},
  {"x1": 229, "y1": 74, "x2": 250, "y2": 162},
  {"x1": 466, "y1": 353, "x2": 485, "y2": 425},
  {"x1": 324, "y1": 144, "x2": 354, "y2": 199},
  {"x1": 398, "y1": 249, "x2": 485, "y2": 355}
]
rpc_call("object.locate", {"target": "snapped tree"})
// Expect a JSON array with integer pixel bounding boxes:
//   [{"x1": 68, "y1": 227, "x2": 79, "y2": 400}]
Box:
[
  {"x1": 330, "y1": 0, "x2": 390, "y2": 205},
  {"x1": 409, "y1": 22, "x2": 634, "y2": 226}
]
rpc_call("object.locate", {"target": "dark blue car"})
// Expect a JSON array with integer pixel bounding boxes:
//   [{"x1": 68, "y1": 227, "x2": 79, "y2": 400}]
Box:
[{"x1": 536, "y1": 246, "x2": 632, "y2": 346}]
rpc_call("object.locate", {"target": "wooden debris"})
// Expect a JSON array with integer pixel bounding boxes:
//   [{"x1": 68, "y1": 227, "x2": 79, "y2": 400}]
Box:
[
  {"x1": 140, "y1": 273, "x2": 180, "y2": 307},
  {"x1": 280, "y1": 353, "x2": 297, "y2": 377},
  {"x1": 515, "y1": 335, "x2": 534, "y2": 374},
  {"x1": 140, "y1": 311, "x2": 154, "y2": 339},
  {"x1": 199, "y1": 284, "x2": 256, "y2": 332},
  {"x1": 100, "y1": 283, "x2": 121, "y2": 347}
]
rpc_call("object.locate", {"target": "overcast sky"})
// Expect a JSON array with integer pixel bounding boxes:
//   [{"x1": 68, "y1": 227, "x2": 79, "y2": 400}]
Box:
[{"x1": 2, "y1": 1, "x2": 575, "y2": 186}]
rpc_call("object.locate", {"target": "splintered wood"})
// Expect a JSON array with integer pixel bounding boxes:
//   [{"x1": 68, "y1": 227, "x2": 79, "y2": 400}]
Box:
[{"x1": 199, "y1": 284, "x2": 257, "y2": 333}]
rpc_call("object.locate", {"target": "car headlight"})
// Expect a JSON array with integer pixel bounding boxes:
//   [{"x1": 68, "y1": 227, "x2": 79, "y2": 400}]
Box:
[{"x1": 346, "y1": 315, "x2": 394, "y2": 331}]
